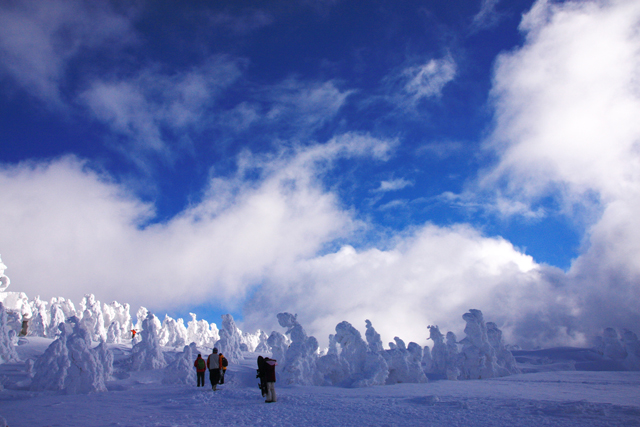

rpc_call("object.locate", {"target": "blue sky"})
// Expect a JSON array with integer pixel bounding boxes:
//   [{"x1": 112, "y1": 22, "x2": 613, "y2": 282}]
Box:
[{"x1": 1, "y1": 0, "x2": 639, "y2": 348}]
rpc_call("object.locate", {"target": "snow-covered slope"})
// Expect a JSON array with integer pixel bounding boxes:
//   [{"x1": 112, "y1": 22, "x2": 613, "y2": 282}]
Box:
[{"x1": 0, "y1": 339, "x2": 639, "y2": 427}]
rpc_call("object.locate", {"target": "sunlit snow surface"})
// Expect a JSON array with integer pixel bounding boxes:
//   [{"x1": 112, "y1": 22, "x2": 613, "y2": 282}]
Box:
[{"x1": 1, "y1": 338, "x2": 639, "y2": 427}]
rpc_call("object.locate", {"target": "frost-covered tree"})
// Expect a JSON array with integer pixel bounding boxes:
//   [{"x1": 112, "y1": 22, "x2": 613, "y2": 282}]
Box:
[
  {"x1": 28, "y1": 296, "x2": 49, "y2": 337},
  {"x1": 427, "y1": 325, "x2": 457, "y2": 378},
  {"x1": 131, "y1": 313, "x2": 166, "y2": 370},
  {"x1": 0, "y1": 255, "x2": 9, "y2": 292},
  {"x1": 315, "y1": 332, "x2": 350, "y2": 386},
  {"x1": 242, "y1": 329, "x2": 269, "y2": 352},
  {"x1": 102, "y1": 301, "x2": 132, "y2": 341},
  {"x1": 323, "y1": 320, "x2": 388, "y2": 387},
  {"x1": 106, "y1": 321, "x2": 122, "y2": 344},
  {"x1": 31, "y1": 317, "x2": 111, "y2": 393},
  {"x1": 79, "y1": 294, "x2": 106, "y2": 342},
  {"x1": 30, "y1": 322, "x2": 71, "y2": 391},
  {"x1": 275, "y1": 313, "x2": 318, "y2": 386},
  {"x1": 47, "y1": 299, "x2": 67, "y2": 338},
  {"x1": 64, "y1": 319, "x2": 109, "y2": 393},
  {"x1": 383, "y1": 337, "x2": 427, "y2": 384},
  {"x1": 267, "y1": 330, "x2": 289, "y2": 365},
  {"x1": 422, "y1": 344, "x2": 432, "y2": 373},
  {"x1": 159, "y1": 315, "x2": 188, "y2": 348},
  {"x1": 365, "y1": 320, "x2": 384, "y2": 353},
  {"x1": 215, "y1": 314, "x2": 243, "y2": 363},
  {"x1": 186, "y1": 313, "x2": 219, "y2": 348},
  {"x1": 163, "y1": 342, "x2": 199, "y2": 385},
  {"x1": 486, "y1": 322, "x2": 520, "y2": 376},
  {"x1": 457, "y1": 309, "x2": 501, "y2": 380},
  {"x1": 0, "y1": 302, "x2": 18, "y2": 364}
]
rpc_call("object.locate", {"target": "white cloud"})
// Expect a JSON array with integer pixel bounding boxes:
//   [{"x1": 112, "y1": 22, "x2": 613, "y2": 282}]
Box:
[
  {"x1": 242, "y1": 224, "x2": 565, "y2": 348},
  {"x1": 471, "y1": 0, "x2": 503, "y2": 32},
  {"x1": 0, "y1": 0, "x2": 136, "y2": 106},
  {"x1": 484, "y1": 0, "x2": 640, "y2": 205},
  {"x1": 0, "y1": 133, "x2": 393, "y2": 314},
  {"x1": 80, "y1": 57, "x2": 243, "y2": 163},
  {"x1": 374, "y1": 178, "x2": 413, "y2": 192},
  {"x1": 482, "y1": 0, "x2": 640, "y2": 333},
  {"x1": 264, "y1": 79, "x2": 353, "y2": 134},
  {"x1": 401, "y1": 55, "x2": 456, "y2": 103}
]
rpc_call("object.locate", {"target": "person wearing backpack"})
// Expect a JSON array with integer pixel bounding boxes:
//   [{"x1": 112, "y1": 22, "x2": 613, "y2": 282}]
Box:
[
  {"x1": 194, "y1": 354, "x2": 206, "y2": 387},
  {"x1": 264, "y1": 357, "x2": 277, "y2": 403},
  {"x1": 218, "y1": 353, "x2": 228, "y2": 384},
  {"x1": 207, "y1": 348, "x2": 221, "y2": 390}
]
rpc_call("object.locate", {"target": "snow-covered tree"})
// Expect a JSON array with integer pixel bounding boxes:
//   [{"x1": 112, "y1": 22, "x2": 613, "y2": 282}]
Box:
[
  {"x1": 64, "y1": 319, "x2": 109, "y2": 393},
  {"x1": 457, "y1": 309, "x2": 502, "y2": 380},
  {"x1": 0, "y1": 302, "x2": 18, "y2": 364},
  {"x1": 28, "y1": 296, "x2": 48, "y2": 337},
  {"x1": 79, "y1": 294, "x2": 106, "y2": 342},
  {"x1": 31, "y1": 317, "x2": 111, "y2": 393},
  {"x1": 365, "y1": 319, "x2": 384, "y2": 353},
  {"x1": 486, "y1": 322, "x2": 520, "y2": 376},
  {"x1": 0, "y1": 255, "x2": 9, "y2": 292},
  {"x1": 163, "y1": 342, "x2": 199, "y2": 385},
  {"x1": 242, "y1": 329, "x2": 269, "y2": 352},
  {"x1": 131, "y1": 313, "x2": 166, "y2": 370},
  {"x1": 215, "y1": 314, "x2": 243, "y2": 363},
  {"x1": 275, "y1": 313, "x2": 318, "y2": 386},
  {"x1": 47, "y1": 298, "x2": 67, "y2": 338},
  {"x1": 427, "y1": 325, "x2": 458, "y2": 378},
  {"x1": 159, "y1": 315, "x2": 188, "y2": 348},
  {"x1": 324, "y1": 320, "x2": 388, "y2": 387},
  {"x1": 186, "y1": 313, "x2": 219, "y2": 348},
  {"x1": 102, "y1": 301, "x2": 132, "y2": 342},
  {"x1": 383, "y1": 337, "x2": 427, "y2": 384},
  {"x1": 267, "y1": 331, "x2": 288, "y2": 364}
]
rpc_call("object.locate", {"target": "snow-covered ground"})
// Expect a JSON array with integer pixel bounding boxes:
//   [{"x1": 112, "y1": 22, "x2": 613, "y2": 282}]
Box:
[{"x1": 1, "y1": 338, "x2": 639, "y2": 427}]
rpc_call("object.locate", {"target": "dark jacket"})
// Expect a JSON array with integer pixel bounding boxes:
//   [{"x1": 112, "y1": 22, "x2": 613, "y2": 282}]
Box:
[{"x1": 264, "y1": 358, "x2": 277, "y2": 382}]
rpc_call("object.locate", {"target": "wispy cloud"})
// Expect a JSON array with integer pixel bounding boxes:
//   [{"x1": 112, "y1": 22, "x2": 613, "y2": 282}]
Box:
[
  {"x1": 470, "y1": 0, "x2": 503, "y2": 33},
  {"x1": 417, "y1": 141, "x2": 464, "y2": 159},
  {"x1": 80, "y1": 57, "x2": 244, "y2": 165},
  {"x1": 402, "y1": 56, "x2": 456, "y2": 101},
  {"x1": 264, "y1": 79, "x2": 354, "y2": 135},
  {"x1": 373, "y1": 178, "x2": 413, "y2": 193},
  {"x1": 0, "y1": 0, "x2": 137, "y2": 106},
  {"x1": 381, "y1": 54, "x2": 457, "y2": 112}
]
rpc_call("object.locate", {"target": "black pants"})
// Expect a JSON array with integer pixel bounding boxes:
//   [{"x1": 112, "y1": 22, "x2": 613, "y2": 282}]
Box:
[
  {"x1": 197, "y1": 371, "x2": 205, "y2": 387},
  {"x1": 209, "y1": 369, "x2": 221, "y2": 387}
]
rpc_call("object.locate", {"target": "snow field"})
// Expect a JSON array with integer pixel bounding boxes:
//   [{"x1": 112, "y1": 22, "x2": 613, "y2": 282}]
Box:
[{"x1": 1, "y1": 341, "x2": 640, "y2": 426}]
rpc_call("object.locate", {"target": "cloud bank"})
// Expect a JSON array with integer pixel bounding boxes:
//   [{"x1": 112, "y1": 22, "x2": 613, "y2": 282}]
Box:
[{"x1": 1, "y1": 0, "x2": 639, "y2": 349}]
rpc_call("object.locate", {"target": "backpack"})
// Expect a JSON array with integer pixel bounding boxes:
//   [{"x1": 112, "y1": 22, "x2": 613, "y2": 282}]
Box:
[
  {"x1": 197, "y1": 358, "x2": 205, "y2": 370},
  {"x1": 221, "y1": 356, "x2": 228, "y2": 368}
]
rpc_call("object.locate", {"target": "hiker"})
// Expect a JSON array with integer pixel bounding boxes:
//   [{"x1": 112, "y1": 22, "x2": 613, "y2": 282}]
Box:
[
  {"x1": 194, "y1": 354, "x2": 206, "y2": 387},
  {"x1": 264, "y1": 357, "x2": 277, "y2": 403},
  {"x1": 219, "y1": 352, "x2": 228, "y2": 384},
  {"x1": 207, "y1": 348, "x2": 222, "y2": 390}
]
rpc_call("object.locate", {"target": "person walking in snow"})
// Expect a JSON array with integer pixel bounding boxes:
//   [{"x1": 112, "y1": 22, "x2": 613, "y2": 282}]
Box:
[
  {"x1": 207, "y1": 348, "x2": 222, "y2": 390},
  {"x1": 218, "y1": 352, "x2": 228, "y2": 384},
  {"x1": 263, "y1": 357, "x2": 277, "y2": 403},
  {"x1": 194, "y1": 354, "x2": 206, "y2": 387}
]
